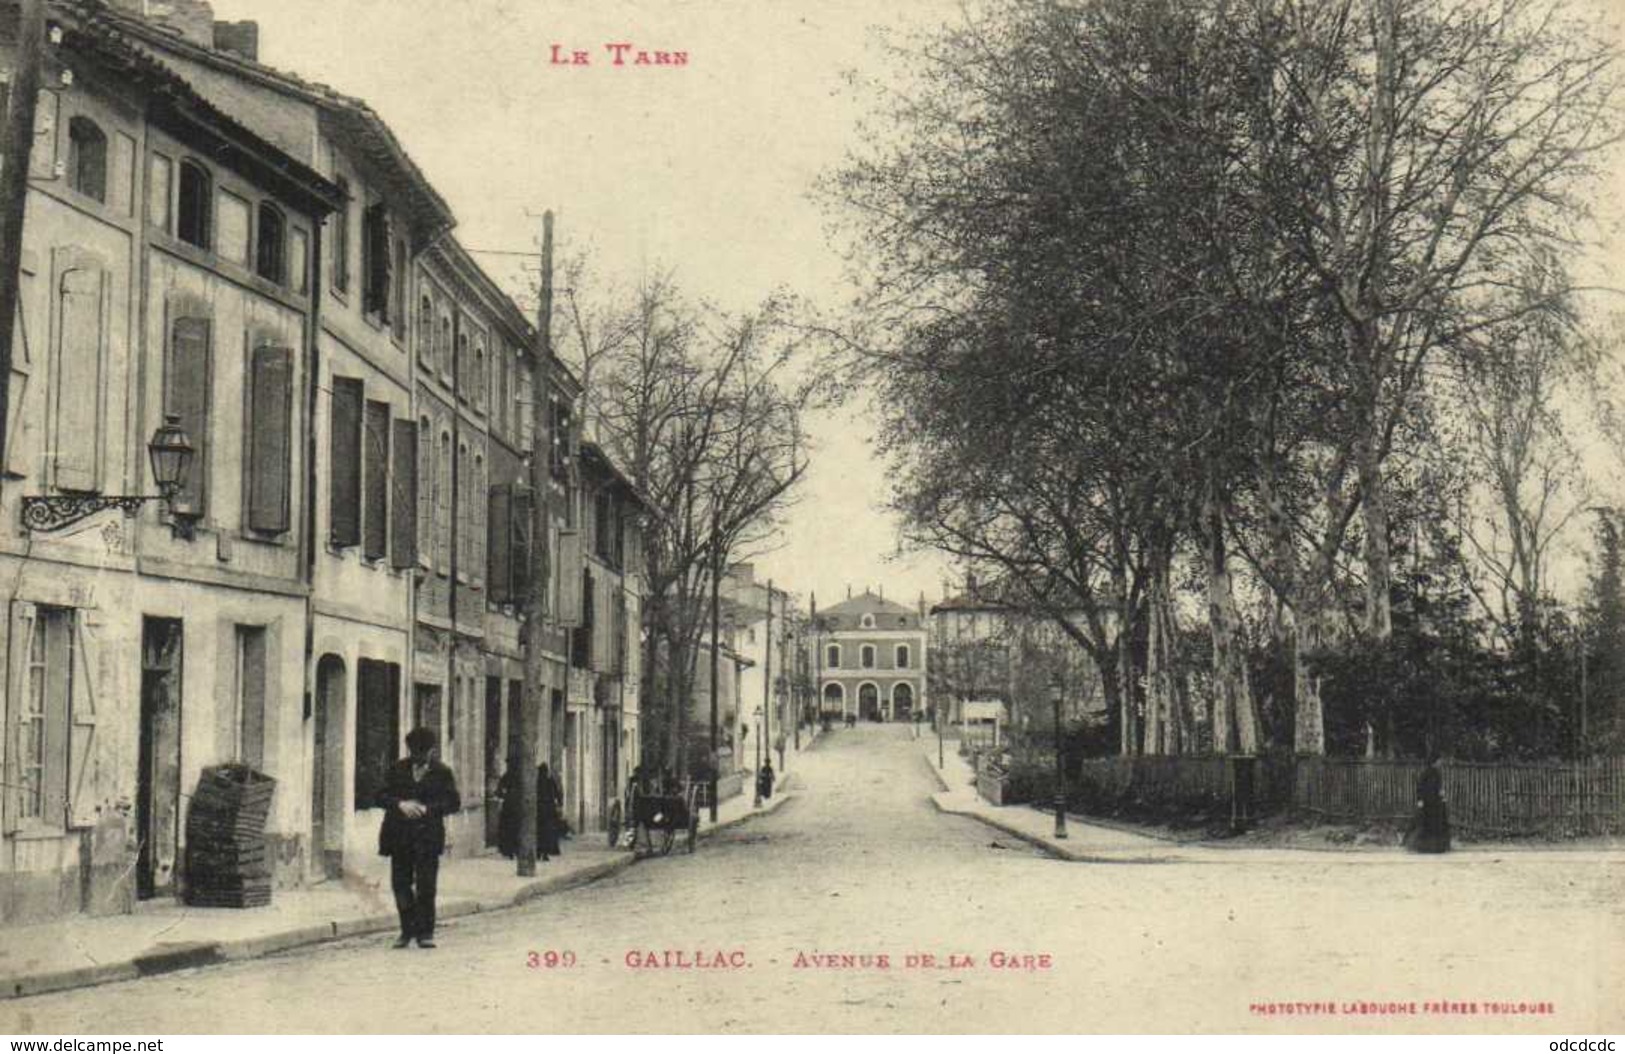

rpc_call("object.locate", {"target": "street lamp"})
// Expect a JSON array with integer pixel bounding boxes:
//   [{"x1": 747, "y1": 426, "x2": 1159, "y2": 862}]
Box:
[
  {"x1": 22, "y1": 414, "x2": 196, "y2": 534},
  {"x1": 1049, "y1": 672, "x2": 1067, "y2": 840}
]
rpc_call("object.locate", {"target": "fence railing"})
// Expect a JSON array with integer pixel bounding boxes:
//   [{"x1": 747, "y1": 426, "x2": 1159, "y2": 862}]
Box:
[
  {"x1": 1297, "y1": 756, "x2": 1625, "y2": 836},
  {"x1": 985, "y1": 753, "x2": 1625, "y2": 836}
]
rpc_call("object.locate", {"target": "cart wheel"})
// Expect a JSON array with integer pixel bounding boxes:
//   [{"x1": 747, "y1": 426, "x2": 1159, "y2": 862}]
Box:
[
  {"x1": 659, "y1": 824, "x2": 676, "y2": 856},
  {"x1": 607, "y1": 801, "x2": 622, "y2": 849},
  {"x1": 686, "y1": 811, "x2": 699, "y2": 853}
]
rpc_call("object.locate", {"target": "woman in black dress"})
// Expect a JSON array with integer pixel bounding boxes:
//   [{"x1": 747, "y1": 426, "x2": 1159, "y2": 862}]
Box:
[
  {"x1": 536, "y1": 763, "x2": 564, "y2": 860},
  {"x1": 1412, "y1": 754, "x2": 1451, "y2": 853},
  {"x1": 495, "y1": 762, "x2": 521, "y2": 859}
]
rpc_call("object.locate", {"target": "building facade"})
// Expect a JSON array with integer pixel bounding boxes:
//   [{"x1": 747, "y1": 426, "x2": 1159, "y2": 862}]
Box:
[
  {"x1": 0, "y1": 0, "x2": 601, "y2": 923},
  {"x1": 812, "y1": 590, "x2": 927, "y2": 723}
]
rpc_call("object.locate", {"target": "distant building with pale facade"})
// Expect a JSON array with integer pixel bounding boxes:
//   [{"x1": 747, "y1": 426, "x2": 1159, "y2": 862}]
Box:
[{"x1": 813, "y1": 590, "x2": 927, "y2": 722}]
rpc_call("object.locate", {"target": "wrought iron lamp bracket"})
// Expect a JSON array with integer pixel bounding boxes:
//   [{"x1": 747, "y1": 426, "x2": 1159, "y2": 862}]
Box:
[{"x1": 22, "y1": 494, "x2": 165, "y2": 533}]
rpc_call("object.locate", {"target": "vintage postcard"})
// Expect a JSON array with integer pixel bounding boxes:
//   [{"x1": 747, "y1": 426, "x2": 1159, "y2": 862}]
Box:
[{"x1": 0, "y1": 0, "x2": 1622, "y2": 1036}]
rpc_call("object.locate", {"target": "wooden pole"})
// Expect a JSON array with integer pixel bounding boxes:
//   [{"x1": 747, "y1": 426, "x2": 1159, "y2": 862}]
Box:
[
  {"x1": 708, "y1": 505, "x2": 720, "y2": 822},
  {"x1": 516, "y1": 210, "x2": 555, "y2": 876},
  {"x1": 0, "y1": 0, "x2": 48, "y2": 475}
]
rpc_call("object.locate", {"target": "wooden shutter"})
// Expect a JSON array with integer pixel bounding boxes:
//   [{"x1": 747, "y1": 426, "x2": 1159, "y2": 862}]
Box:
[
  {"x1": 390, "y1": 419, "x2": 417, "y2": 568},
  {"x1": 511, "y1": 483, "x2": 534, "y2": 601},
  {"x1": 3, "y1": 602, "x2": 37, "y2": 834},
  {"x1": 54, "y1": 261, "x2": 106, "y2": 492},
  {"x1": 329, "y1": 377, "x2": 363, "y2": 547},
  {"x1": 166, "y1": 314, "x2": 211, "y2": 514},
  {"x1": 7, "y1": 251, "x2": 38, "y2": 479},
  {"x1": 557, "y1": 528, "x2": 582, "y2": 626},
  {"x1": 487, "y1": 484, "x2": 513, "y2": 603},
  {"x1": 363, "y1": 400, "x2": 389, "y2": 559},
  {"x1": 246, "y1": 344, "x2": 293, "y2": 533},
  {"x1": 67, "y1": 608, "x2": 103, "y2": 829},
  {"x1": 29, "y1": 89, "x2": 56, "y2": 181},
  {"x1": 363, "y1": 203, "x2": 391, "y2": 321}
]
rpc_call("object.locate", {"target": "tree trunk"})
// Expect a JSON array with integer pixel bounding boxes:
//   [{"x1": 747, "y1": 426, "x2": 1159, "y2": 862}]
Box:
[
  {"x1": 1358, "y1": 423, "x2": 1394, "y2": 641},
  {"x1": 1292, "y1": 600, "x2": 1326, "y2": 755},
  {"x1": 1204, "y1": 480, "x2": 1260, "y2": 755}
]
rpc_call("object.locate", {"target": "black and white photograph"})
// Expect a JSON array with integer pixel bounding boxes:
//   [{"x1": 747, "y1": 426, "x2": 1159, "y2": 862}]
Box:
[{"x1": 0, "y1": 0, "x2": 1623, "y2": 1037}]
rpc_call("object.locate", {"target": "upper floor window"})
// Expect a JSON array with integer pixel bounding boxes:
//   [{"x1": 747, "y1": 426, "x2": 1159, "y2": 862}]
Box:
[
  {"x1": 438, "y1": 314, "x2": 452, "y2": 379},
  {"x1": 860, "y1": 613, "x2": 875, "y2": 628},
  {"x1": 255, "y1": 202, "x2": 286, "y2": 285},
  {"x1": 217, "y1": 191, "x2": 251, "y2": 267},
  {"x1": 67, "y1": 117, "x2": 107, "y2": 203},
  {"x1": 474, "y1": 341, "x2": 486, "y2": 412},
  {"x1": 896, "y1": 644, "x2": 910, "y2": 669},
  {"x1": 361, "y1": 202, "x2": 391, "y2": 321},
  {"x1": 331, "y1": 177, "x2": 351, "y2": 293},
  {"x1": 826, "y1": 644, "x2": 839, "y2": 668},
  {"x1": 417, "y1": 295, "x2": 434, "y2": 364},
  {"x1": 391, "y1": 238, "x2": 408, "y2": 342},
  {"x1": 177, "y1": 160, "x2": 212, "y2": 249},
  {"x1": 861, "y1": 644, "x2": 875, "y2": 668}
]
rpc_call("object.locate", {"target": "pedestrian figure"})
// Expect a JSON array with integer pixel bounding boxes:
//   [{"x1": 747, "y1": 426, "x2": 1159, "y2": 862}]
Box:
[
  {"x1": 536, "y1": 762, "x2": 564, "y2": 860},
  {"x1": 1410, "y1": 753, "x2": 1452, "y2": 853},
  {"x1": 379, "y1": 726, "x2": 461, "y2": 949},
  {"x1": 758, "y1": 759, "x2": 775, "y2": 800},
  {"x1": 494, "y1": 759, "x2": 522, "y2": 859}
]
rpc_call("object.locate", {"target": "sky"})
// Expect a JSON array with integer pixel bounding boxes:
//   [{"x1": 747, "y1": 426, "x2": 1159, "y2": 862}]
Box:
[
  {"x1": 200, "y1": 0, "x2": 963, "y2": 612},
  {"x1": 204, "y1": 0, "x2": 1625, "y2": 612}
]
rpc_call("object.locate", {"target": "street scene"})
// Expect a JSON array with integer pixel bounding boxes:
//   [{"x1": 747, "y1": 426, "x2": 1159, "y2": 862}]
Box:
[
  {"x1": 3, "y1": 726, "x2": 1621, "y2": 1034},
  {"x1": 3, "y1": 0, "x2": 1625, "y2": 1037}
]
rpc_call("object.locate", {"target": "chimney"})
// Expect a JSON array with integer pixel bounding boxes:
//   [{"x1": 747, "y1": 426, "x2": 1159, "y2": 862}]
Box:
[
  {"x1": 142, "y1": 0, "x2": 218, "y2": 48},
  {"x1": 213, "y1": 19, "x2": 260, "y2": 61}
]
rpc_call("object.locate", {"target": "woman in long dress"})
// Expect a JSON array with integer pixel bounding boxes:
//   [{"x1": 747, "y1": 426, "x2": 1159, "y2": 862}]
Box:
[
  {"x1": 536, "y1": 763, "x2": 563, "y2": 860},
  {"x1": 495, "y1": 764, "x2": 521, "y2": 859},
  {"x1": 1412, "y1": 755, "x2": 1452, "y2": 853}
]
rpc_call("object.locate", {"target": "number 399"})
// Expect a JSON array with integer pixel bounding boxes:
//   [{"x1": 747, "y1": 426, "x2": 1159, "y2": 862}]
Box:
[{"x1": 527, "y1": 950, "x2": 577, "y2": 968}]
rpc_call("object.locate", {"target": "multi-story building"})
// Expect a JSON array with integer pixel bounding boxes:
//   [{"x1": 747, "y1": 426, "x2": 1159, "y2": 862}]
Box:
[
  {"x1": 812, "y1": 589, "x2": 928, "y2": 723},
  {"x1": 0, "y1": 4, "x2": 341, "y2": 919},
  {"x1": 0, "y1": 0, "x2": 602, "y2": 923},
  {"x1": 929, "y1": 576, "x2": 1106, "y2": 734}
]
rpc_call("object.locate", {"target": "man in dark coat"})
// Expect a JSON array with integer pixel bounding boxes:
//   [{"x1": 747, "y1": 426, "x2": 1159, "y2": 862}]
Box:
[
  {"x1": 378, "y1": 726, "x2": 461, "y2": 948},
  {"x1": 1411, "y1": 753, "x2": 1452, "y2": 854}
]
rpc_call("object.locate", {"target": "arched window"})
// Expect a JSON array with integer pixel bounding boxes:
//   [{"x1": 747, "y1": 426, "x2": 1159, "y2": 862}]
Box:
[
  {"x1": 255, "y1": 202, "x2": 286, "y2": 284},
  {"x1": 474, "y1": 342, "x2": 486, "y2": 412},
  {"x1": 472, "y1": 452, "x2": 485, "y2": 583},
  {"x1": 896, "y1": 644, "x2": 910, "y2": 669},
  {"x1": 438, "y1": 314, "x2": 452, "y2": 378},
  {"x1": 457, "y1": 332, "x2": 469, "y2": 400},
  {"x1": 826, "y1": 644, "x2": 840, "y2": 668},
  {"x1": 417, "y1": 296, "x2": 433, "y2": 363},
  {"x1": 67, "y1": 117, "x2": 107, "y2": 202},
  {"x1": 177, "y1": 160, "x2": 211, "y2": 249},
  {"x1": 861, "y1": 645, "x2": 875, "y2": 669}
]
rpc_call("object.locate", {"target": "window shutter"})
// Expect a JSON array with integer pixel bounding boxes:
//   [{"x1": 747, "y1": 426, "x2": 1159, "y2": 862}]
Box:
[
  {"x1": 329, "y1": 377, "x2": 363, "y2": 547},
  {"x1": 362, "y1": 202, "x2": 390, "y2": 319},
  {"x1": 363, "y1": 400, "x2": 389, "y2": 559},
  {"x1": 246, "y1": 344, "x2": 293, "y2": 533},
  {"x1": 488, "y1": 484, "x2": 513, "y2": 603},
  {"x1": 511, "y1": 483, "x2": 534, "y2": 601},
  {"x1": 391, "y1": 419, "x2": 417, "y2": 569},
  {"x1": 67, "y1": 609, "x2": 103, "y2": 829},
  {"x1": 7, "y1": 253, "x2": 37, "y2": 479},
  {"x1": 54, "y1": 262, "x2": 106, "y2": 492},
  {"x1": 166, "y1": 314, "x2": 211, "y2": 514},
  {"x1": 4, "y1": 602, "x2": 38, "y2": 834},
  {"x1": 557, "y1": 528, "x2": 582, "y2": 626}
]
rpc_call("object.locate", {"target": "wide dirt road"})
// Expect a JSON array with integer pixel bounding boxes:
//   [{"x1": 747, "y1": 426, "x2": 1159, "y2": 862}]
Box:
[{"x1": 3, "y1": 726, "x2": 1622, "y2": 1033}]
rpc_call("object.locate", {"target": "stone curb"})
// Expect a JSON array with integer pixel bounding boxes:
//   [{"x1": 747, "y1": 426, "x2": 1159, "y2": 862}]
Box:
[
  {"x1": 929, "y1": 793, "x2": 1189, "y2": 865},
  {"x1": 0, "y1": 794, "x2": 794, "y2": 1004}
]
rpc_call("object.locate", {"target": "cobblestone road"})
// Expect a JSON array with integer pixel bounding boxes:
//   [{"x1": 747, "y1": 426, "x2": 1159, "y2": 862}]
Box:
[{"x1": 3, "y1": 726, "x2": 1622, "y2": 1033}]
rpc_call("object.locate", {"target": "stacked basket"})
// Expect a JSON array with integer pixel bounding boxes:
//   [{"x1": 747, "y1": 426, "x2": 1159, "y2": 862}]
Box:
[{"x1": 184, "y1": 763, "x2": 276, "y2": 908}]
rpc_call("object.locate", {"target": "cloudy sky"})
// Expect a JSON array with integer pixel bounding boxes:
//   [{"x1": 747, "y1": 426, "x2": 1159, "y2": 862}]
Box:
[
  {"x1": 206, "y1": 0, "x2": 1625, "y2": 610},
  {"x1": 205, "y1": 0, "x2": 960, "y2": 611}
]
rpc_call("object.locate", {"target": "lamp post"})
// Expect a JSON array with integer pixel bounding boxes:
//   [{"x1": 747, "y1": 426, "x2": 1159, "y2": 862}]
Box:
[
  {"x1": 1049, "y1": 672, "x2": 1067, "y2": 840},
  {"x1": 22, "y1": 414, "x2": 196, "y2": 533}
]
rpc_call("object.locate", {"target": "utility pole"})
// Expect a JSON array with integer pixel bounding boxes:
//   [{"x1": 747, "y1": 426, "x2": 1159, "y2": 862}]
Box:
[
  {"x1": 812, "y1": 594, "x2": 821, "y2": 730},
  {"x1": 757, "y1": 578, "x2": 772, "y2": 805},
  {"x1": 516, "y1": 210, "x2": 556, "y2": 877},
  {"x1": 708, "y1": 503, "x2": 721, "y2": 822},
  {"x1": 0, "y1": 0, "x2": 48, "y2": 474}
]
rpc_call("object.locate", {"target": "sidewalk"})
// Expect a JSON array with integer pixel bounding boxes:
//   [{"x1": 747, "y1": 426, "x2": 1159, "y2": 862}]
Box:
[
  {"x1": 922, "y1": 737, "x2": 1625, "y2": 866},
  {"x1": 0, "y1": 781, "x2": 794, "y2": 1002}
]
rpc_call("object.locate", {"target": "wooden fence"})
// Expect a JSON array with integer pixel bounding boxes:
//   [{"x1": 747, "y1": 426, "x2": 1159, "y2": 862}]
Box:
[{"x1": 1296, "y1": 756, "x2": 1625, "y2": 836}]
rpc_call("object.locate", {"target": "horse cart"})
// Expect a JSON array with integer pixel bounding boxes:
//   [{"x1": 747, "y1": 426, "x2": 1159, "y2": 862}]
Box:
[{"x1": 606, "y1": 779, "x2": 702, "y2": 856}]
